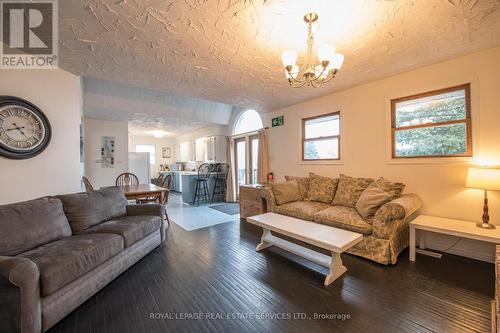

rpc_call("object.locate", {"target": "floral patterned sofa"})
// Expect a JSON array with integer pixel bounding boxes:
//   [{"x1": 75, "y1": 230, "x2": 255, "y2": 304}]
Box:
[{"x1": 261, "y1": 173, "x2": 422, "y2": 265}]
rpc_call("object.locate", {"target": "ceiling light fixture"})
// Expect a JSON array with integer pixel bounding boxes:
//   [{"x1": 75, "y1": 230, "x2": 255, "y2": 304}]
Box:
[
  {"x1": 281, "y1": 12, "x2": 344, "y2": 88},
  {"x1": 147, "y1": 130, "x2": 169, "y2": 138}
]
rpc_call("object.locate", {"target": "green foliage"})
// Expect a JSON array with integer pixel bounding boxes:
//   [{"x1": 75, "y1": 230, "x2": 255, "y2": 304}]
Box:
[
  {"x1": 395, "y1": 97, "x2": 468, "y2": 157},
  {"x1": 304, "y1": 141, "x2": 320, "y2": 159},
  {"x1": 396, "y1": 98, "x2": 466, "y2": 126}
]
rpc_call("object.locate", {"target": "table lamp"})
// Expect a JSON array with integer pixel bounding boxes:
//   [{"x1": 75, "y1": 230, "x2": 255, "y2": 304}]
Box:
[{"x1": 466, "y1": 167, "x2": 500, "y2": 229}]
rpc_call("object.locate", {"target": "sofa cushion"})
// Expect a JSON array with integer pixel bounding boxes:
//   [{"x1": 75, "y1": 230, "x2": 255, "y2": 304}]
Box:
[
  {"x1": 275, "y1": 201, "x2": 331, "y2": 221},
  {"x1": 272, "y1": 181, "x2": 301, "y2": 205},
  {"x1": 81, "y1": 215, "x2": 162, "y2": 247},
  {"x1": 356, "y1": 183, "x2": 393, "y2": 220},
  {"x1": 313, "y1": 206, "x2": 373, "y2": 235},
  {"x1": 373, "y1": 177, "x2": 405, "y2": 198},
  {"x1": 332, "y1": 174, "x2": 373, "y2": 207},
  {"x1": 57, "y1": 187, "x2": 128, "y2": 233},
  {"x1": 285, "y1": 176, "x2": 310, "y2": 200},
  {"x1": 0, "y1": 197, "x2": 72, "y2": 256},
  {"x1": 306, "y1": 173, "x2": 339, "y2": 204},
  {"x1": 18, "y1": 233, "x2": 123, "y2": 297}
]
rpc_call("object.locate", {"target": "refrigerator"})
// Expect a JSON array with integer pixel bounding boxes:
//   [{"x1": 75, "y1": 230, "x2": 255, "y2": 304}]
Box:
[{"x1": 129, "y1": 152, "x2": 150, "y2": 184}]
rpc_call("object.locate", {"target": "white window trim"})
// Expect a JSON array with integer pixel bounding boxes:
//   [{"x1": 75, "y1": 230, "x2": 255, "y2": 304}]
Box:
[
  {"x1": 297, "y1": 109, "x2": 344, "y2": 165},
  {"x1": 385, "y1": 78, "x2": 479, "y2": 165}
]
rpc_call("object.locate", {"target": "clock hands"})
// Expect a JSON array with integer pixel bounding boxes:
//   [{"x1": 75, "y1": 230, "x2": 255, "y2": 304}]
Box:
[
  {"x1": 6, "y1": 126, "x2": 26, "y2": 131},
  {"x1": 10, "y1": 123, "x2": 28, "y2": 139}
]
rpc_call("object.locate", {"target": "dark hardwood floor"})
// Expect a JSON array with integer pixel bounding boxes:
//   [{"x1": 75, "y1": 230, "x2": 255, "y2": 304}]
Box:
[{"x1": 49, "y1": 220, "x2": 494, "y2": 333}]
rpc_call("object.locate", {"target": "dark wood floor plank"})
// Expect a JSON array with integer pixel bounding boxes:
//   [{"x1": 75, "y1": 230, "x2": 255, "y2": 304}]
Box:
[{"x1": 48, "y1": 220, "x2": 494, "y2": 333}]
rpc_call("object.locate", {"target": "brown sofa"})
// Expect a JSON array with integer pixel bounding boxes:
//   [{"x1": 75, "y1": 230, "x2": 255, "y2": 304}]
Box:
[
  {"x1": 0, "y1": 188, "x2": 165, "y2": 333},
  {"x1": 261, "y1": 174, "x2": 422, "y2": 265}
]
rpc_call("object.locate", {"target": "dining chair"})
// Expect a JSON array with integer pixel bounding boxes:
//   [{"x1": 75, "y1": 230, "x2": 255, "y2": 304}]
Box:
[
  {"x1": 161, "y1": 174, "x2": 172, "y2": 225},
  {"x1": 82, "y1": 176, "x2": 94, "y2": 192},
  {"x1": 115, "y1": 173, "x2": 139, "y2": 186}
]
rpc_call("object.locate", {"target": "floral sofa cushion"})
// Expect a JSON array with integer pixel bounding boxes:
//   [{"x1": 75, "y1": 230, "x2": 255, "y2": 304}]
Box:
[
  {"x1": 285, "y1": 175, "x2": 310, "y2": 200},
  {"x1": 272, "y1": 180, "x2": 301, "y2": 205},
  {"x1": 313, "y1": 206, "x2": 373, "y2": 235},
  {"x1": 356, "y1": 177, "x2": 405, "y2": 220},
  {"x1": 332, "y1": 174, "x2": 373, "y2": 208},
  {"x1": 306, "y1": 173, "x2": 339, "y2": 204},
  {"x1": 274, "y1": 201, "x2": 331, "y2": 221},
  {"x1": 374, "y1": 177, "x2": 405, "y2": 199}
]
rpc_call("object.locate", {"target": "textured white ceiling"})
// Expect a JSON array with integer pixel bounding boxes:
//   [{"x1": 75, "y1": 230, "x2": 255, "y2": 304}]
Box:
[
  {"x1": 60, "y1": 0, "x2": 500, "y2": 112},
  {"x1": 82, "y1": 77, "x2": 234, "y2": 135}
]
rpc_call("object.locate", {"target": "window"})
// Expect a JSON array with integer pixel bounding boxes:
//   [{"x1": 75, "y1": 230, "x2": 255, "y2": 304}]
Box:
[
  {"x1": 135, "y1": 144, "x2": 156, "y2": 165},
  {"x1": 233, "y1": 109, "x2": 263, "y2": 135},
  {"x1": 302, "y1": 112, "x2": 340, "y2": 160},
  {"x1": 391, "y1": 84, "x2": 472, "y2": 158}
]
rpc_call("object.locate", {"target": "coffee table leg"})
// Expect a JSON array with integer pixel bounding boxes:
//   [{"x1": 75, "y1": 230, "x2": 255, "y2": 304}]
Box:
[
  {"x1": 324, "y1": 252, "x2": 347, "y2": 286},
  {"x1": 256, "y1": 229, "x2": 272, "y2": 251}
]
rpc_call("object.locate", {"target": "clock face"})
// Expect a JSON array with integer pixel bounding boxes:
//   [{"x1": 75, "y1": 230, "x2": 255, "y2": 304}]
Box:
[
  {"x1": 0, "y1": 106, "x2": 46, "y2": 151},
  {"x1": 0, "y1": 97, "x2": 51, "y2": 159}
]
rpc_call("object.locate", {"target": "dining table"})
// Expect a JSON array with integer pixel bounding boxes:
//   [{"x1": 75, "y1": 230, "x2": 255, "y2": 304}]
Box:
[{"x1": 117, "y1": 183, "x2": 168, "y2": 203}]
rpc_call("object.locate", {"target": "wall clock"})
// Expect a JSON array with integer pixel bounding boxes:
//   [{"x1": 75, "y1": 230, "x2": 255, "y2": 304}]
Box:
[{"x1": 0, "y1": 96, "x2": 52, "y2": 159}]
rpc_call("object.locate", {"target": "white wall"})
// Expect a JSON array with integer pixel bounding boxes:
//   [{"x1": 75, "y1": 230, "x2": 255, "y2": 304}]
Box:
[
  {"x1": 128, "y1": 135, "x2": 175, "y2": 177},
  {"x1": 263, "y1": 46, "x2": 500, "y2": 262},
  {"x1": 175, "y1": 124, "x2": 229, "y2": 144},
  {"x1": 0, "y1": 69, "x2": 82, "y2": 204},
  {"x1": 84, "y1": 118, "x2": 129, "y2": 189}
]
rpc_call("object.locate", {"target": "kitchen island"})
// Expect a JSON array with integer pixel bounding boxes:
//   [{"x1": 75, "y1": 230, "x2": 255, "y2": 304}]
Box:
[{"x1": 160, "y1": 171, "x2": 223, "y2": 205}]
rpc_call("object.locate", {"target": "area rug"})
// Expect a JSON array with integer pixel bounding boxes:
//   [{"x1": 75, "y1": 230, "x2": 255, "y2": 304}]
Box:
[{"x1": 209, "y1": 203, "x2": 240, "y2": 215}]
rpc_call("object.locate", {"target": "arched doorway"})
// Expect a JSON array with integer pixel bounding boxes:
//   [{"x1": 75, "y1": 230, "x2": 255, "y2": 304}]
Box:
[{"x1": 232, "y1": 110, "x2": 263, "y2": 196}]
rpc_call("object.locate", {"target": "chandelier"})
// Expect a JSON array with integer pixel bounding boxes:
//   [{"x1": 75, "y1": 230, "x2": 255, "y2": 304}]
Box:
[{"x1": 281, "y1": 13, "x2": 344, "y2": 88}]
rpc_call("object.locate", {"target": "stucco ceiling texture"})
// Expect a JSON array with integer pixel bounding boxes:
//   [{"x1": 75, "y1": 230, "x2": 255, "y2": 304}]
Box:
[{"x1": 59, "y1": 0, "x2": 500, "y2": 112}]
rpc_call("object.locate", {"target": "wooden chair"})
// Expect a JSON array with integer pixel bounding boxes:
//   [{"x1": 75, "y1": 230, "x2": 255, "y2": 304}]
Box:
[
  {"x1": 115, "y1": 173, "x2": 139, "y2": 186},
  {"x1": 192, "y1": 163, "x2": 213, "y2": 206},
  {"x1": 161, "y1": 174, "x2": 172, "y2": 225},
  {"x1": 82, "y1": 176, "x2": 94, "y2": 192},
  {"x1": 211, "y1": 163, "x2": 229, "y2": 203}
]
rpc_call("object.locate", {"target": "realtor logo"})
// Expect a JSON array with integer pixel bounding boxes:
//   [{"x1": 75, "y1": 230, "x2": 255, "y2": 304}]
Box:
[{"x1": 1, "y1": 0, "x2": 58, "y2": 69}]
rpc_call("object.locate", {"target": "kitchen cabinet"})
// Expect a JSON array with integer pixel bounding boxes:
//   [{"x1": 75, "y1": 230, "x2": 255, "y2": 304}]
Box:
[
  {"x1": 195, "y1": 137, "x2": 206, "y2": 162},
  {"x1": 178, "y1": 141, "x2": 195, "y2": 162},
  {"x1": 206, "y1": 135, "x2": 226, "y2": 162}
]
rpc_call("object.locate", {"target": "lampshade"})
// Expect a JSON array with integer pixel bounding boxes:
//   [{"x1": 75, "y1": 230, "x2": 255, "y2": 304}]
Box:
[
  {"x1": 330, "y1": 54, "x2": 344, "y2": 70},
  {"x1": 318, "y1": 44, "x2": 335, "y2": 63},
  {"x1": 281, "y1": 50, "x2": 297, "y2": 67},
  {"x1": 466, "y1": 167, "x2": 500, "y2": 191}
]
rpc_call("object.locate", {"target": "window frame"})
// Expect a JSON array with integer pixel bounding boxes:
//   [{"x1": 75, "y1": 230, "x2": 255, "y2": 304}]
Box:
[
  {"x1": 135, "y1": 144, "x2": 156, "y2": 165},
  {"x1": 301, "y1": 111, "x2": 341, "y2": 161},
  {"x1": 391, "y1": 83, "x2": 472, "y2": 159}
]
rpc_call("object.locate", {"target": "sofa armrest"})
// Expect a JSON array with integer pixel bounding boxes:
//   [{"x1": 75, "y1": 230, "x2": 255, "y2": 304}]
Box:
[
  {"x1": 0, "y1": 256, "x2": 41, "y2": 333},
  {"x1": 260, "y1": 187, "x2": 276, "y2": 212},
  {"x1": 372, "y1": 193, "x2": 422, "y2": 239},
  {"x1": 126, "y1": 204, "x2": 164, "y2": 217},
  {"x1": 127, "y1": 204, "x2": 166, "y2": 242}
]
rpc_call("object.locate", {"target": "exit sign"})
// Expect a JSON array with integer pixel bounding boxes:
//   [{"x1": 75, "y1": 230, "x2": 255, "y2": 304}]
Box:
[{"x1": 272, "y1": 115, "x2": 284, "y2": 127}]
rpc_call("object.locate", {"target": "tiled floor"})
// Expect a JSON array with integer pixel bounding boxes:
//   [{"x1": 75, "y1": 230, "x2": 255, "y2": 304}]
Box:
[{"x1": 167, "y1": 192, "x2": 239, "y2": 231}]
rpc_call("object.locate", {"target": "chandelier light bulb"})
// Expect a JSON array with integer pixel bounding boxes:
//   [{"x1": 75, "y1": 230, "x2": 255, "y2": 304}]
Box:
[
  {"x1": 317, "y1": 44, "x2": 336, "y2": 63},
  {"x1": 281, "y1": 50, "x2": 298, "y2": 67},
  {"x1": 331, "y1": 54, "x2": 344, "y2": 70}
]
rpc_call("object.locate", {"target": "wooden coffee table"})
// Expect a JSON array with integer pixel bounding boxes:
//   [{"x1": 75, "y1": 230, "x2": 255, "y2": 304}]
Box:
[{"x1": 247, "y1": 212, "x2": 363, "y2": 286}]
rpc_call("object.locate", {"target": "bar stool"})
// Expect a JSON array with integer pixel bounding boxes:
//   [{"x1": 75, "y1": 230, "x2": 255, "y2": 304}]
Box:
[
  {"x1": 211, "y1": 163, "x2": 229, "y2": 203},
  {"x1": 192, "y1": 163, "x2": 212, "y2": 206}
]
